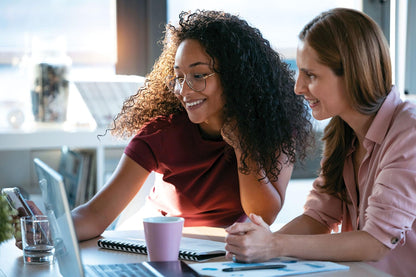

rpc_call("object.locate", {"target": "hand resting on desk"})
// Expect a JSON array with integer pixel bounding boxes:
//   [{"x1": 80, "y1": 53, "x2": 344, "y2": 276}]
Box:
[{"x1": 225, "y1": 213, "x2": 273, "y2": 263}]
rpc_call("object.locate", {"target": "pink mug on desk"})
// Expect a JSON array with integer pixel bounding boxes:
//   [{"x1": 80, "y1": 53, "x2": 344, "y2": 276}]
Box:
[{"x1": 143, "y1": 216, "x2": 184, "y2": 261}]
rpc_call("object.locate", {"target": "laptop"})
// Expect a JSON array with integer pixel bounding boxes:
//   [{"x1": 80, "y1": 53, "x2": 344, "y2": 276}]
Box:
[{"x1": 33, "y1": 158, "x2": 200, "y2": 277}]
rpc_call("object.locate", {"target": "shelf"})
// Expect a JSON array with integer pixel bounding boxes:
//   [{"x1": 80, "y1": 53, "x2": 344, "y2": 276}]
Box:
[
  {"x1": 0, "y1": 127, "x2": 127, "y2": 151},
  {"x1": 0, "y1": 125, "x2": 129, "y2": 192},
  {"x1": 0, "y1": 74, "x2": 143, "y2": 197}
]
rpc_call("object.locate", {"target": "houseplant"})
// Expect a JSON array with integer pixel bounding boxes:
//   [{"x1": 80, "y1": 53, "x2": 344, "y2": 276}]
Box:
[{"x1": 0, "y1": 194, "x2": 15, "y2": 244}]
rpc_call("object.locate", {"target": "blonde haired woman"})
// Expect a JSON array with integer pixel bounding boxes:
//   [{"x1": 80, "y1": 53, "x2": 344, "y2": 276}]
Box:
[{"x1": 225, "y1": 8, "x2": 416, "y2": 277}]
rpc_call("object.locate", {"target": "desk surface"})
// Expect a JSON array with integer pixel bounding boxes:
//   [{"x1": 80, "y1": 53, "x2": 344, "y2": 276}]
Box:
[{"x1": 0, "y1": 227, "x2": 391, "y2": 277}]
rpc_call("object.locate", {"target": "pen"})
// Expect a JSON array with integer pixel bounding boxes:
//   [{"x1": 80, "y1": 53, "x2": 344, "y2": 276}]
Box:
[{"x1": 222, "y1": 264, "x2": 286, "y2": 272}]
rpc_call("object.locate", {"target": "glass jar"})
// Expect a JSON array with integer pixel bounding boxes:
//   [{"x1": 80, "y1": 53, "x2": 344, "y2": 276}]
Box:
[{"x1": 30, "y1": 36, "x2": 71, "y2": 123}]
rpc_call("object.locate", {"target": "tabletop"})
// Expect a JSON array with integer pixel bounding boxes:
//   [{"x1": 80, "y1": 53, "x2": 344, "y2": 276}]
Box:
[{"x1": 0, "y1": 227, "x2": 392, "y2": 277}]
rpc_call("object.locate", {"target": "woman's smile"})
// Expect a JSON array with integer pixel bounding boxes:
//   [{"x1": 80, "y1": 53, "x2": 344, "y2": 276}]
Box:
[{"x1": 184, "y1": 98, "x2": 206, "y2": 110}]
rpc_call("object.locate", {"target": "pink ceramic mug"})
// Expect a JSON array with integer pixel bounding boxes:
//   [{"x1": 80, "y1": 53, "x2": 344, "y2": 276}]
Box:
[{"x1": 143, "y1": 216, "x2": 184, "y2": 261}]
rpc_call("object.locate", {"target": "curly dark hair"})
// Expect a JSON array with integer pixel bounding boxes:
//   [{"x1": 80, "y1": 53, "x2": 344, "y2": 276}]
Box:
[{"x1": 111, "y1": 10, "x2": 313, "y2": 181}]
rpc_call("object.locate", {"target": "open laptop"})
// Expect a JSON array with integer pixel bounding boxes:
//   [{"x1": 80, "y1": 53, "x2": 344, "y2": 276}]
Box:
[{"x1": 33, "y1": 158, "x2": 200, "y2": 277}]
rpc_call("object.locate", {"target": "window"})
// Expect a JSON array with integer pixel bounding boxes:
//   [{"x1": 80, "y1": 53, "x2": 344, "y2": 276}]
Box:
[
  {"x1": 0, "y1": 0, "x2": 117, "y2": 127},
  {"x1": 0, "y1": 0, "x2": 116, "y2": 65},
  {"x1": 0, "y1": 0, "x2": 116, "y2": 118},
  {"x1": 167, "y1": 0, "x2": 362, "y2": 62}
]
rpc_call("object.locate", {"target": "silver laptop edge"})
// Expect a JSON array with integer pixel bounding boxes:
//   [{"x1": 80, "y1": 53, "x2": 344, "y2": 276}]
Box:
[{"x1": 34, "y1": 158, "x2": 84, "y2": 277}]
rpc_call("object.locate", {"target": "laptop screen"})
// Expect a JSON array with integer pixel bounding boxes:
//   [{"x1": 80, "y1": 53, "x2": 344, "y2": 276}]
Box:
[{"x1": 34, "y1": 158, "x2": 84, "y2": 277}]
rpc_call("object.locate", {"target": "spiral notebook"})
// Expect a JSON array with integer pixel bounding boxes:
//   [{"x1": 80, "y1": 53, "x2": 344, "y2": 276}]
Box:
[{"x1": 97, "y1": 235, "x2": 226, "y2": 262}]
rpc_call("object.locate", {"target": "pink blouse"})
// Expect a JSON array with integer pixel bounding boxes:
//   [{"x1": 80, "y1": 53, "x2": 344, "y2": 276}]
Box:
[{"x1": 304, "y1": 87, "x2": 416, "y2": 277}]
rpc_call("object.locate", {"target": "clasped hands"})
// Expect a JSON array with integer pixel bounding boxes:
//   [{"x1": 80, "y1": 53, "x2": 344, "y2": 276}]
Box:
[{"x1": 225, "y1": 213, "x2": 276, "y2": 263}]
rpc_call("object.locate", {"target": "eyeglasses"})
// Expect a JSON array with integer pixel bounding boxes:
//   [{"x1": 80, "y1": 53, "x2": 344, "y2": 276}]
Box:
[{"x1": 166, "y1": 72, "x2": 216, "y2": 94}]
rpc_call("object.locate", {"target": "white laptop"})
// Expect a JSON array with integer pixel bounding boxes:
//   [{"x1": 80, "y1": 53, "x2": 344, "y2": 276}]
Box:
[{"x1": 33, "y1": 158, "x2": 199, "y2": 277}]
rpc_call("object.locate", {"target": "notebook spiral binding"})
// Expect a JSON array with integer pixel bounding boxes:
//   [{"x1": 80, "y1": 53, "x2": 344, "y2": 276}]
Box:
[
  {"x1": 98, "y1": 239, "x2": 147, "y2": 254},
  {"x1": 179, "y1": 251, "x2": 199, "y2": 261}
]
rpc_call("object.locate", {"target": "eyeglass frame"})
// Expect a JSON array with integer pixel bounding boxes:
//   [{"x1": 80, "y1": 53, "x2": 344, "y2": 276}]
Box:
[{"x1": 166, "y1": 72, "x2": 216, "y2": 94}]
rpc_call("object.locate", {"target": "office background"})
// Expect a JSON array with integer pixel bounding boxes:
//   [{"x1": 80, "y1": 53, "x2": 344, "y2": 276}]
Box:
[{"x1": 0, "y1": 0, "x2": 414, "y2": 226}]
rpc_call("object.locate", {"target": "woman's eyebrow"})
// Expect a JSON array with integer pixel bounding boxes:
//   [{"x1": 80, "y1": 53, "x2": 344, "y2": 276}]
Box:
[
  {"x1": 174, "y1": 61, "x2": 210, "y2": 69},
  {"x1": 299, "y1": 68, "x2": 314, "y2": 74}
]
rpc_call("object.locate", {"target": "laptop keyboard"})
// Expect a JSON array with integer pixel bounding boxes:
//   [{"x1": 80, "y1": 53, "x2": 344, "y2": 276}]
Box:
[{"x1": 84, "y1": 263, "x2": 155, "y2": 277}]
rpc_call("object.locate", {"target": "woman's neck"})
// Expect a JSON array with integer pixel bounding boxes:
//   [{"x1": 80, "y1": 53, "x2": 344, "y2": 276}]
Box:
[
  {"x1": 198, "y1": 122, "x2": 222, "y2": 141},
  {"x1": 344, "y1": 112, "x2": 375, "y2": 145}
]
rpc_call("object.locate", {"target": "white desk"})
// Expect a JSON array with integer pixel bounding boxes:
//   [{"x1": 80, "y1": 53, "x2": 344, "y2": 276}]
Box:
[{"x1": 0, "y1": 228, "x2": 392, "y2": 277}]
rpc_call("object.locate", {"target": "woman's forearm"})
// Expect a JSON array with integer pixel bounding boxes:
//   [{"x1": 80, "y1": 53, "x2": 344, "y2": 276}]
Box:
[
  {"x1": 226, "y1": 215, "x2": 389, "y2": 263},
  {"x1": 235, "y1": 149, "x2": 292, "y2": 225},
  {"x1": 274, "y1": 230, "x2": 389, "y2": 262},
  {"x1": 276, "y1": 215, "x2": 389, "y2": 261},
  {"x1": 72, "y1": 203, "x2": 108, "y2": 241},
  {"x1": 278, "y1": 214, "x2": 330, "y2": 235},
  {"x1": 72, "y1": 155, "x2": 150, "y2": 241},
  {"x1": 237, "y1": 172, "x2": 284, "y2": 224}
]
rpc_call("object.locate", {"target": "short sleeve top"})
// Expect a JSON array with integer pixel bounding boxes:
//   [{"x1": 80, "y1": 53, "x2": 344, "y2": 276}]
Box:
[{"x1": 124, "y1": 112, "x2": 245, "y2": 227}]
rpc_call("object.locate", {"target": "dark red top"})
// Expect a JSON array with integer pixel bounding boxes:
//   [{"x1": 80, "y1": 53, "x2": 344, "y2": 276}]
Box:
[{"x1": 124, "y1": 112, "x2": 245, "y2": 227}]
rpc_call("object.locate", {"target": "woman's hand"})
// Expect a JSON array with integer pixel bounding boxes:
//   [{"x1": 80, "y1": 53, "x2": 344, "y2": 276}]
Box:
[
  {"x1": 225, "y1": 214, "x2": 276, "y2": 263},
  {"x1": 221, "y1": 120, "x2": 241, "y2": 150},
  {"x1": 13, "y1": 200, "x2": 43, "y2": 249}
]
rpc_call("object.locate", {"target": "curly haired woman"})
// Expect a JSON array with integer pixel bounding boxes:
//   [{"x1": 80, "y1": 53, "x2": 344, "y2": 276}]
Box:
[{"x1": 70, "y1": 10, "x2": 312, "y2": 241}]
